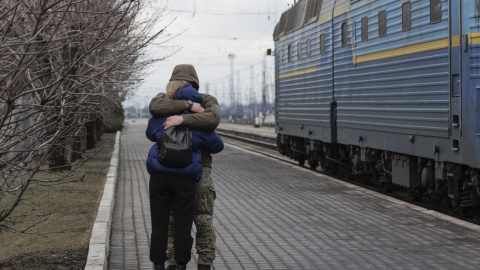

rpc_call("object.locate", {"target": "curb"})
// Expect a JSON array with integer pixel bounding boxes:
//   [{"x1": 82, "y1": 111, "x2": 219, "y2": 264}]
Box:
[{"x1": 85, "y1": 131, "x2": 121, "y2": 270}]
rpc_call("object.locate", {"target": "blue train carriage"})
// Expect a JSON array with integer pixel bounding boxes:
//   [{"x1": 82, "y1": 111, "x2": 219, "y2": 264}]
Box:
[
  {"x1": 274, "y1": 0, "x2": 480, "y2": 212},
  {"x1": 274, "y1": 0, "x2": 334, "y2": 168}
]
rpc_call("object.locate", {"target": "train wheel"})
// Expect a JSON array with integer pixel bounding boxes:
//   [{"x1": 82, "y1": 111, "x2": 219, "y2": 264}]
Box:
[
  {"x1": 369, "y1": 165, "x2": 379, "y2": 184},
  {"x1": 410, "y1": 185, "x2": 424, "y2": 202},
  {"x1": 308, "y1": 158, "x2": 318, "y2": 170},
  {"x1": 324, "y1": 165, "x2": 338, "y2": 176},
  {"x1": 298, "y1": 158, "x2": 305, "y2": 167},
  {"x1": 380, "y1": 182, "x2": 393, "y2": 193}
]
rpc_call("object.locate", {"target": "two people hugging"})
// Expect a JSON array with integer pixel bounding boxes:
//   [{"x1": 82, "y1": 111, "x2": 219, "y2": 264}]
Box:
[{"x1": 145, "y1": 64, "x2": 224, "y2": 270}]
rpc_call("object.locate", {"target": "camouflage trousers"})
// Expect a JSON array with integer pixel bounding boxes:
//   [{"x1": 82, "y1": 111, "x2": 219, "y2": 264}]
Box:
[{"x1": 167, "y1": 167, "x2": 216, "y2": 265}]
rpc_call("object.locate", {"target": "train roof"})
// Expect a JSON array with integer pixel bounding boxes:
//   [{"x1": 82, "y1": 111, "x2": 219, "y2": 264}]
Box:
[
  {"x1": 273, "y1": 0, "x2": 355, "y2": 41},
  {"x1": 273, "y1": 0, "x2": 323, "y2": 41}
]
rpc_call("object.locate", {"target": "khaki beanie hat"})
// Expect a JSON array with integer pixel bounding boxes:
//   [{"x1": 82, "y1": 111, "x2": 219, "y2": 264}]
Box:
[{"x1": 169, "y1": 64, "x2": 200, "y2": 90}]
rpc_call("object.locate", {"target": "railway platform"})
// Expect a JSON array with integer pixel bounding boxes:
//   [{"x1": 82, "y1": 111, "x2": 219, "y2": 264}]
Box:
[{"x1": 108, "y1": 119, "x2": 480, "y2": 270}]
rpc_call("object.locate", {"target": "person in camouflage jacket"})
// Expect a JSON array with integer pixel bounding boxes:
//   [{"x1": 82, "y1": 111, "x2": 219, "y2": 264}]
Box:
[{"x1": 149, "y1": 64, "x2": 221, "y2": 270}]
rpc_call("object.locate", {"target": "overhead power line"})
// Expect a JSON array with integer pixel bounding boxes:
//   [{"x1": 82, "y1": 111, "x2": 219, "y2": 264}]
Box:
[{"x1": 168, "y1": 9, "x2": 280, "y2": 16}]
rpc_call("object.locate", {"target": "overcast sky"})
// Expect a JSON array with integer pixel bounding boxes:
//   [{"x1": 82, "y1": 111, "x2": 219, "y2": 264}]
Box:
[{"x1": 124, "y1": 0, "x2": 294, "y2": 109}]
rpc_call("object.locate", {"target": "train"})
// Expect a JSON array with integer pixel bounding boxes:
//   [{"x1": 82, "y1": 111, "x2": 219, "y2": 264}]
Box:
[{"x1": 273, "y1": 0, "x2": 480, "y2": 214}]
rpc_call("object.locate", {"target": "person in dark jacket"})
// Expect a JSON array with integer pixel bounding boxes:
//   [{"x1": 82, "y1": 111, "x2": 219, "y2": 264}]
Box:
[
  {"x1": 149, "y1": 64, "x2": 221, "y2": 270},
  {"x1": 146, "y1": 81, "x2": 224, "y2": 270}
]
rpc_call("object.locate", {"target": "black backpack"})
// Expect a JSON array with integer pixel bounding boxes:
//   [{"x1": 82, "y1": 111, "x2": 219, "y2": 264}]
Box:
[{"x1": 158, "y1": 126, "x2": 193, "y2": 168}]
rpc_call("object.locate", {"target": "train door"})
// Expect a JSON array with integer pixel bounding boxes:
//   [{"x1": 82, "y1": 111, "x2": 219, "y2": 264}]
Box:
[
  {"x1": 330, "y1": 0, "x2": 338, "y2": 144},
  {"x1": 449, "y1": 0, "x2": 462, "y2": 148},
  {"x1": 475, "y1": 1, "x2": 480, "y2": 134}
]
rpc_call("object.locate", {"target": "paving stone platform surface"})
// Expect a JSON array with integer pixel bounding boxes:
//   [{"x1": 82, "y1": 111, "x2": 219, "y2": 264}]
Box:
[{"x1": 108, "y1": 119, "x2": 480, "y2": 270}]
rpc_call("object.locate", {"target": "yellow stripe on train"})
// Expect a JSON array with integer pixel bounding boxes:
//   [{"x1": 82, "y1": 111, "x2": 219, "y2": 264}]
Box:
[
  {"x1": 278, "y1": 33, "x2": 480, "y2": 79},
  {"x1": 470, "y1": 32, "x2": 480, "y2": 44},
  {"x1": 278, "y1": 67, "x2": 317, "y2": 79},
  {"x1": 355, "y1": 39, "x2": 449, "y2": 64},
  {"x1": 354, "y1": 33, "x2": 480, "y2": 64}
]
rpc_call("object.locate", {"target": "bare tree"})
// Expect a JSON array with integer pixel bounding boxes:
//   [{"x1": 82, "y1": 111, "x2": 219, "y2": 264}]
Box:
[{"x1": 0, "y1": 0, "x2": 169, "y2": 229}]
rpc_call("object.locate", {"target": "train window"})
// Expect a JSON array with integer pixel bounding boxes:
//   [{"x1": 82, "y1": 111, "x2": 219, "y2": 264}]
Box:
[
  {"x1": 402, "y1": 2, "x2": 411, "y2": 31},
  {"x1": 341, "y1": 22, "x2": 348, "y2": 47},
  {"x1": 287, "y1": 45, "x2": 291, "y2": 63},
  {"x1": 378, "y1": 10, "x2": 387, "y2": 37},
  {"x1": 306, "y1": 39, "x2": 311, "y2": 57},
  {"x1": 280, "y1": 49, "x2": 283, "y2": 64},
  {"x1": 320, "y1": 33, "x2": 325, "y2": 54},
  {"x1": 297, "y1": 42, "x2": 302, "y2": 60},
  {"x1": 430, "y1": 0, "x2": 442, "y2": 23},
  {"x1": 361, "y1": 17, "x2": 368, "y2": 41}
]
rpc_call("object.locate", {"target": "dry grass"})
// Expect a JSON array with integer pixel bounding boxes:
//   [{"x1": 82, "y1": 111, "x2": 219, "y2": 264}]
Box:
[{"x1": 0, "y1": 132, "x2": 116, "y2": 270}]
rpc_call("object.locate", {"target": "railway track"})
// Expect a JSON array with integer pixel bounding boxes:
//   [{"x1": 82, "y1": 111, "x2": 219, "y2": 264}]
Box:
[{"x1": 217, "y1": 128, "x2": 480, "y2": 226}]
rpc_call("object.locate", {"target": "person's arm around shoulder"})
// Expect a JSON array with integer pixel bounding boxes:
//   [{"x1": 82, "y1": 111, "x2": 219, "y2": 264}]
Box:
[
  {"x1": 149, "y1": 93, "x2": 190, "y2": 117},
  {"x1": 145, "y1": 117, "x2": 166, "y2": 142},
  {"x1": 182, "y1": 94, "x2": 221, "y2": 131}
]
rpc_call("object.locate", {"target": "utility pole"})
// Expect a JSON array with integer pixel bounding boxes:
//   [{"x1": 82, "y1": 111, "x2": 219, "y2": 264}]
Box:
[
  {"x1": 262, "y1": 57, "x2": 267, "y2": 108},
  {"x1": 228, "y1": 54, "x2": 236, "y2": 110},
  {"x1": 212, "y1": 83, "x2": 216, "y2": 102},
  {"x1": 250, "y1": 66, "x2": 255, "y2": 120},
  {"x1": 236, "y1": 70, "x2": 242, "y2": 119},
  {"x1": 222, "y1": 82, "x2": 226, "y2": 107}
]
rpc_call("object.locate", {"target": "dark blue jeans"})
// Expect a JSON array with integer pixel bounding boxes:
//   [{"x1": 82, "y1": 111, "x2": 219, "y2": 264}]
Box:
[{"x1": 149, "y1": 173, "x2": 197, "y2": 265}]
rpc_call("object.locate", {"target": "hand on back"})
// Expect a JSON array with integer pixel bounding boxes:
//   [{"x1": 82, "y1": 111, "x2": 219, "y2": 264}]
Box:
[{"x1": 163, "y1": 103, "x2": 204, "y2": 129}]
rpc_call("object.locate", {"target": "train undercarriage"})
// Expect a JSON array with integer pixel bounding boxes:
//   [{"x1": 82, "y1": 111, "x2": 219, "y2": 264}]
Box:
[{"x1": 277, "y1": 134, "x2": 480, "y2": 216}]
